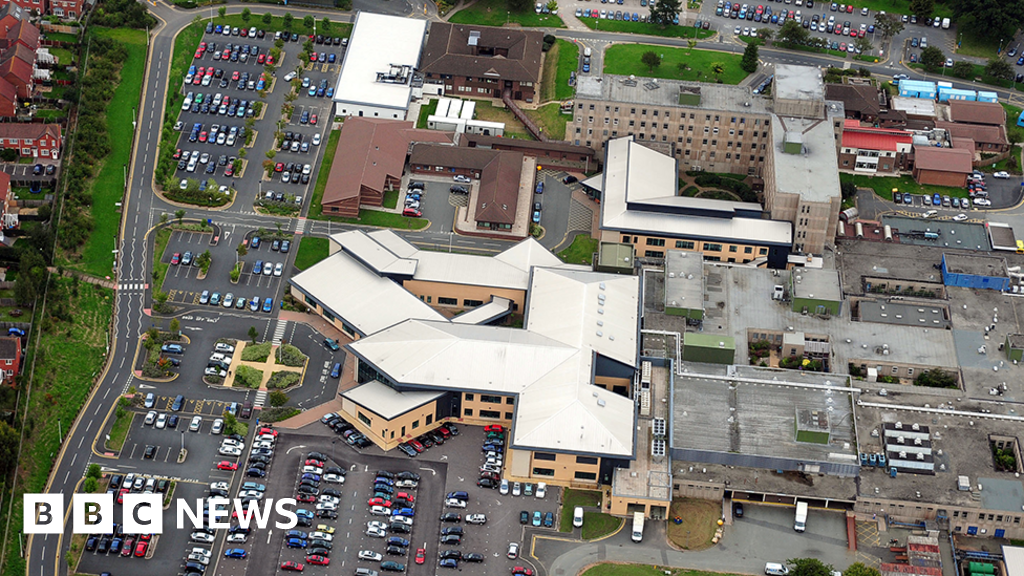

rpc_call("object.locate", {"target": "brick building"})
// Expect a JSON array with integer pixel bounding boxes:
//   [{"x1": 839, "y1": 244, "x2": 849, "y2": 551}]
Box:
[
  {"x1": 824, "y1": 83, "x2": 882, "y2": 124},
  {"x1": 948, "y1": 100, "x2": 1006, "y2": 127},
  {"x1": 838, "y1": 120, "x2": 913, "y2": 174},
  {"x1": 0, "y1": 336, "x2": 21, "y2": 383},
  {"x1": 912, "y1": 146, "x2": 973, "y2": 187},
  {"x1": 936, "y1": 121, "x2": 1010, "y2": 155},
  {"x1": 420, "y1": 23, "x2": 543, "y2": 102},
  {"x1": 459, "y1": 133, "x2": 596, "y2": 170},
  {"x1": 0, "y1": 122, "x2": 60, "y2": 158}
]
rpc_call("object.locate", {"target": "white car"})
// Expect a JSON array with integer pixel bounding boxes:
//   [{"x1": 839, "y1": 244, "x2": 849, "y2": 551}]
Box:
[
  {"x1": 309, "y1": 531, "x2": 333, "y2": 542},
  {"x1": 484, "y1": 457, "x2": 503, "y2": 467},
  {"x1": 226, "y1": 533, "x2": 247, "y2": 543},
  {"x1": 993, "y1": 171, "x2": 1010, "y2": 179},
  {"x1": 466, "y1": 514, "x2": 487, "y2": 525},
  {"x1": 221, "y1": 438, "x2": 244, "y2": 448},
  {"x1": 453, "y1": 174, "x2": 471, "y2": 183},
  {"x1": 190, "y1": 547, "x2": 212, "y2": 558},
  {"x1": 214, "y1": 342, "x2": 235, "y2": 353},
  {"x1": 318, "y1": 495, "x2": 340, "y2": 505},
  {"x1": 952, "y1": 213, "x2": 968, "y2": 221},
  {"x1": 324, "y1": 473, "x2": 345, "y2": 483},
  {"x1": 366, "y1": 526, "x2": 386, "y2": 538},
  {"x1": 254, "y1": 440, "x2": 274, "y2": 450},
  {"x1": 303, "y1": 465, "x2": 323, "y2": 474},
  {"x1": 974, "y1": 198, "x2": 992, "y2": 207},
  {"x1": 190, "y1": 415, "x2": 203, "y2": 432},
  {"x1": 500, "y1": 479, "x2": 510, "y2": 495},
  {"x1": 205, "y1": 367, "x2": 227, "y2": 378},
  {"x1": 359, "y1": 550, "x2": 383, "y2": 562},
  {"x1": 239, "y1": 490, "x2": 264, "y2": 500},
  {"x1": 211, "y1": 419, "x2": 223, "y2": 434},
  {"x1": 316, "y1": 501, "x2": 338, "y2": 511},
  {"x1": 369, "y1": 505, "x2": 391, "y2": 516},
  {"x1": 273, "y1": 262, "x2": 283, "y2": 277},
  {"x1": 480, "y1": 464, "x2": 501, "y2": 474},
  {"x1": 573, "y1": 506, "x2": 584, "y2": 528},
  {"x1": 368, "y1": 520, "x2": 388, "y2": 531},
  {"x1": 512, "y1": 482, "x2": 522, "y2": 496},
  {"x1": 536, "y1": 482, "x2": 547, "y2": 498},
  {"x1": 396, "y1": 479, "x2": 418, "y2": 489},
  {"x1": 507, "y1": 542, "x2": 520, "y2": 559},
  {"x1": 391, "y1": 515, "x2": 413, "y2": 527},
  {"x1": 209, "y1": 482, "x2": 229, "y2": 492},
  {"x1": 945, "y1": 57, "x2": 954, "y2": 67},
  {"x1": 445, "y1": 498, "x2": 467, "y2": 508},
  {"x1": 192, "y1": 532, "x2": 216, "y2": 543},
  {"x1": 144, "y1": 410, "x2": 157, "y2": 425},
  {"x1": 312, "y1": 133, "x2": 321, "y2": 146},
  {"x1": 218, "y1": 445, "x2": 242, "y2": 457},
  {"x1": 155, "y1": 413, "x2": 167, "y2": 429},
  {"x1": 188, "y1": 554, "x2": 211, "y2": 566},
  {"x1": 283, "y1": 72, "x2": 297, "y2": 82}
]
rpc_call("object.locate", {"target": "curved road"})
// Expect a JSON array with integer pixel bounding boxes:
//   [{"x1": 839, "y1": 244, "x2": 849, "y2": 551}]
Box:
[{"x1": 25, "y1": 3, "x2": 1020, "y2": 576}]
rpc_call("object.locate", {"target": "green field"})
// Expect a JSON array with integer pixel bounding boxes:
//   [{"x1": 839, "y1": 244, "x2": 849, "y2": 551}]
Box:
[
  {"x1": 2, "y1": 279, "x2": 114, "y2": 576},
  {"x1": 559, "y1": 489, "x2": 603, "y2": 532},
  {"x1": 308, "y1": 129, "x2": 341, "y2": 219},
  {"x1": 383, "y1": 189, "x2": 399, "y2": 209},
  {"x1": 76, "y1": 27, "x2": 148, "y2": 278},
  {"x1": 840, "y1": 172, "x2": 969, "y2": 200},
  {"x1": 417, "y1": 99, "x2": 439, "y2": 130},
  {"x1": 152, "y1": 227, "x2": 173, "y2": 293},
  {"x1": 581, "y1": 512, "x2": 623, "y2": 539},
  {"x1": 448, "y1": 0, "x2": 566, "y2": 28},
  {"x1": 603, "y1": 45, "x2": 748, "y2": 84},
  {"x1": 541, "y1": 39, "x2": 579, "y2": 102},
  {"x1": 295, "y1": 236, "x2": 329, "y2": 270},
  {"x1": 956, "y1": 30, "x2": 1000, "y2": 59},
  {"x1": 558, "y1": 234, "x2": 599, "y2": 264},
  {"x1": 524, "y1": 103, "x2": 569, "y2": 140},
  {"x1": 581, "y1": 17, "x2": 715, "y2": 40}
]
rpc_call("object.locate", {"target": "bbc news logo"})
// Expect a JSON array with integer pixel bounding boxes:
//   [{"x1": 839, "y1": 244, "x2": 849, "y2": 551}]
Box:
[{"x1": 24, "y1": 494, "x2": 299, "y2": 534}]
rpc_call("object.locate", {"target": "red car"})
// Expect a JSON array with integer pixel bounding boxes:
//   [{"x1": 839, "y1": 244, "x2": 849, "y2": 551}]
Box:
[
  {"x1": 368, "y1": 497, "x2": 392, "y2": 507},
  {"x1": 511, "y1": 568, "x2": 534, "y2": 576},
  {"x1": 305, "y1": 459, "x2": 324, "y2": 467},
  {"x1": 117, "y1": 488, "x2": 129, "y2": 504},
  {"x1": 281, "y1": 562, "x2": 304, "y2": 572},
  {"x1": 275, "y1": 162, "x2": 284, "y2": 172},
  {"x1": 310, "y1": 52, "x2": 318, "y2": 62},
  {"x1": 395, "y1": 492, "x2": 415, "y2": 503},
  {"x1": 310, "y1": 114, "x2": 318, "y2": 125},
  {"x1": 222, "y1": 49, "x2": 230, "y2": 59},
  {"x1": 306, "y1": 555, "x2": 329, "y2": 566},
  {"x1": 232, "y1": 70, "x2": 241, "y2": 81},
  {"x1": 171, "y1": 253, "x2": 181, "y2": 265},
  {"x1": 846, "y1": 4, "x2": 853, "y2": 11},
  {"x1": 216, "y1": 461, "x2": 238, "y2": 471},
  {"x1": 224, "y1": 165, "x2": 234, "y2": 177},
  {"x1": 199, "y1": 131, "x2": 208, "y2": 143},
  {"x1": 415, "y1": 549, "x2": 425, "y2": 565},
  {"x1": 257, "y1": 54, "x2": 266, "y2": 64},
  {"x1": 484, "y1": 425, "x2": 504, "y2": 433},
  {"x1": 139, "y1": 534, "x2": 152, "y2": 542},
  {"x1": 402, "y1": 207, "x2": 422, "y2": 218},
  {"x1": 134, "y1": 540, "x2": 149, "y2": 557},
  {"x1": 120, "y1": 536, "x2": 135, "y2": 556},
  {"x1": 259, "y1": 427, "x2": 278, "y2": 437},
  {"x1": 173, "y1": 148, "x2": 182, "y2": 159},
  {"x1": 407, "y1": 439, "x2": 424, "y2": 452},
  {"x1": 194, "y1": 49, "x2": 204, "y2": 59},
  {"x1": 192, "y1": 75, "x2": 202, "y2": 85},
  {"x1": 296, "y1": 494, "x2": 316, "y2": 503},
  {"x1": 267, "y1": 55, "x2": 275, "y2": 65},
  {"x1": 240, "y1": 28, "x2": 248, "y2": 37}
]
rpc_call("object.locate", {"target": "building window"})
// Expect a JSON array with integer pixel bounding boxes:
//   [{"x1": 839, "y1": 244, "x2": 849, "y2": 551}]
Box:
[
  {"x1": 463, "y1": 299, "x2": 484, "y2": 307},
  {"x1": 465, "y1": 393, "x2": 474, "y2": 401},
  {"x1": 534, "y1": 452, "x2": 557, "y2": 461},
  {"x1": 358, "y1": 412, "x2": 372, "y2": 426},
  {"x1": 504, "y1": 412, "x2": 513, "y2": 419},
  {"x1": 574, "y1": 471, "x2": 597, "y2": 481},
  {"x1": 532, "y1": 467, "x2": 555, "y2": 477},
  {"x1": 676, "y1": 240, "x2": 695, "y2": 249},
  {"x1": 412, "y1": 420, "x2": 420, "y2": 429},
  {"x1": 464, "y1": 408, "x2": 473, "y2": 416},
  {"x1": 576, "y1": 456, "x2": 599, "y2": 465},
  {"x1": 506, "y1": 397, "x2": 515, "y2": 404},
  {"x1": 729, "y1": 246, "x2": 737, "y2": 252},
  {"x1": 480, "y1": 410, "x2": 501, "y2": 419},
  {"x1": 704, "y1": 243, "x2": 722, "y2": 252},
  {"x1": 438, "y1": 297, "x2": 458, "y2": 305},
  {"x1": 645, "y1": 250, "x2": 664, "y2": 258},
  {"x1": 744, "y1": 246, "x2": 753, "y2": 253},
  {"x1": 480, "y1": 394, "x2": 503, "y2": 404},
  {"x1": 646, "y1": 238, "x2": 665, "y2": 246}
]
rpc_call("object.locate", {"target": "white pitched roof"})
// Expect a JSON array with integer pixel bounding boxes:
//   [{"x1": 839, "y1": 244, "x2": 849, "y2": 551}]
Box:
[
  {"x1": 331, "y1": 230, "x2": 417, "y2": 276},
  {"x1": 342, "y1": 380, "x2": 444, "y2": 420}
]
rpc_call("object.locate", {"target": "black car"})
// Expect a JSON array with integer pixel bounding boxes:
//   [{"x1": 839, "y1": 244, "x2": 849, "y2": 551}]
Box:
[
  {"x1": 309, "y1": 451, "x2": 328, "y2": 461},
  {"x1": 386, "y1": 545, "x2": 406, "y2": 555},
  {"x1": 309, "y1": 539, "x2": 332, "y2": 550},
  {"x1": 463, "y1": 553, "x2": 484, "y2": 563},
  {"x1": 32, "y1": 164, "x2": 43, "y2": 175},
  {"x1": 477, "y1": 478, "x2": 496, "y2": 489},
  {"x1": 325, "y1": 466, "x2": 345, "y2": 475},
  {"x1": 248, "y1": 461, "x2": 267, "y2": 470},
  {"x1": 144, "y1": 445, "x2": 156, "y2": 459},
  {"x1": 398, "y1": 443, "x2": 417, "y2": 457},
  {"x1": 562, "y1": 175, "x2": 578, "y2": 184},
  {"x1": 441, "y1": 527, "x2": 463, "y2": 536},
  {"x1": 429, "y1": 431, "x2": 445, "y2": 445},
  {"x1": 439, "y1": 534, "x2": 461, "y2": 545},
  {"x1": 440, "y1": 513, "x2": 461, "y2": 523},
  {"x1": 418, "y1": 435, "x2": 434, "y2": 448},
  {"x1": 229, "y1": 525, "x2": 251, "y2": 534},
  {"x1": 439, "y1": 550, "x2": 461, "y2": 560},
  {"x1": 323, "y1": 488, "x2": 342, "y2": 498},
  {"x1": 249, "y1": 455, "x2": 270, "y2": 464},
  {"x1": 397, "y1": 471, "x2": 420, "y2": 481},
  {"x1": 520, "y1": 511, "x2": 529, "y2": 524},
  {"x1": 317, "y1": 510, "x2": 338, "y2": 520},
  {"x1": 297, "y1": 485, "x2": 319, "y2": 495},
  {"x1": 309, "y1": 547, "x2": 331, "y2": 557},
  {"x1": 733, "y1": 502, "x2": 744, "y2": 518},
  {"x1": 442, "y1": 423, "x2": 459, "y2": 436},
  {"x1": 390, "y1": 522, "x2": 411, "y2": 534}
]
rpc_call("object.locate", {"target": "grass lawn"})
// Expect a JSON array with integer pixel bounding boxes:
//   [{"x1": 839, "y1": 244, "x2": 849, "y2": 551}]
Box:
[
  {"x1": 953, "y1": 30, "x2": 999, "y2": 59},
  {"x1": 448, "y1": 0, "x2": 566, "y2": 28},
  {"x1": 909, "y1": 62, "x2": 1012, "y2": 89},
  {"x1": 666, "y1": 498, "x2": 721, "y2": 550},
  {"x1": 583, "y1": 565, "x2": 744, "y2": 576},
  {"x1": 558, "y1": 234, "x2": 599, "y2": 264},
  {"x1": 295, "y1": 236, "x2": 329, "y2": 271},
  {"x1": 837, "y1": 0, "x2": 951, "y2": 18},
  {"x1": 581, "y1": 512, "x2": 623, "y2": 539},
  {"x1": 308, "y1": 129, "x2": 341, "y2": 219},
  {"x1": 106, "y1": 402, "x2": 133, "y2": 451},
  {"x1": 603, "y1": 45, "x2": 748, "y2": 85},
  {"x1": 417, "y1": 99, "x2": 439, "y2": 129},
  {"x1": 990, "y1": 146, "x2": 1022, "y2": 175},
  {"x1": 45, "y1": 31, "x2": 79, "y2": 43},
  {"x1": 1004, "y1": 103, "x2": 1023, "y2": 128},
  {"x1": 839, "y1": 173, "x2": 969, "y2": 200},
  {"x1": 209, "y1": 14, "x2": 352, "y2": 38},
  {"x1": 383, "y1": 189, "x2": 399, "y2": 209},
  {"x1": 559, "y1": 488, "x2": 602, "y2": 532},
  {"x1": 470, "y1": 99, "x2": 533, "y2": 139},
  {"x1": 2, "y1": 279, "x2": 113, "y2": 576},
  {"x1": 75, "y1": 26, "x2": 147, "y2": 278},
  {"x1": 581, "y1": 17, "x2": 715, "y2": 40},
  {"x1": 554, "y1": 39, "x2": 579, "y2": 101},
  {"x1": 332, "y1": 210, "x2": 430, "y2": 230},
  {"x1": 49, "y1": 47, "x2": 74, "y2": 65},
  {"x1": 524, "y1": 103, "x2": 568, "y2": 140}
]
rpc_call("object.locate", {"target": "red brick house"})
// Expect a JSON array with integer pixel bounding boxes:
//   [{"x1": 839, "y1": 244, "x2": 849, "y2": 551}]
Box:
[
  {"x1": 0, "y1": 336, "x2": 22, "y2": 383},
  {"x1": 838, "y1": 121, "x2": 913, "y2": 174},
  {"x1": 912, "y1": 146, "x2": 973, "y2": 187},
  {"x1": 948, "y1": 100, "x2": 1005, "y2": 127},
  {"x1": 0, "y1": 48, "x2": 32, "y2": 98},
  {"x1": 0, "y1": 1, "x2": 42, "y2": 26},
  {"x1": 1, "y1": 20, "x2": 37, "y2": 51},
  {"x1": 49, "y1": 0, "x2": 83, "y2": 18},
  {"x1": 420, "y1": 23, "x2": 544, "y2": 102},
  {"x1": 0, "y1": 123, "x2": 61, "y2": 158},
  {"x1": 936, "y1": 121, "x2": 1010, "y2": 155},
  {"x1": 0, "y1": 77, "x2": 18, "y2": 118}
]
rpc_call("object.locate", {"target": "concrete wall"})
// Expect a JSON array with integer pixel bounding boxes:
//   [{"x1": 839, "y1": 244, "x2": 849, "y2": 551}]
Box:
[
  {"x1": 913, "y1": 167, "x2": 968, "y2": 188},
  {"x1": 854, "y1": 496, "x2": 1024, "y2": 539},
  {"x1": 594, "y1": 375, "x2": 631, "y2": 396},
  {"x1": 401, "y1": 279, "x2": 526, "y2": 313},
  {"x1": 289, "y1": 284, "x2": 363, "y2": 340}
]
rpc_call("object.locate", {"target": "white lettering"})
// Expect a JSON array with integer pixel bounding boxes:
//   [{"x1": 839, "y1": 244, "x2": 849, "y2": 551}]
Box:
[
  {"x1": 274, "y1": 499, "x2": 298, "y2": 529},
  {"x1": 233, "y1": 499, "x2": 272, "y2": 529},
  {"x1": 176, "y1": 499, "x2": 204, "y2": 530},
  {"x1": 208, "y1": 497, "x2": 230, "y2": 529}
]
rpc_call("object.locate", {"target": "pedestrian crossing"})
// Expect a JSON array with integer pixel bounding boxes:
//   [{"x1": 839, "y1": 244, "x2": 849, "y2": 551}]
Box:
[
  {"x1": 294, "y1": 218, "x2": 307, "y2": 235},
  {"x1": 253, "y1": 390, "x2": 268, "y2": 409},
  {"x1": 118, "y1": 283, "x2": 148, "y2": 291},
  {"x1": 271, "y1": 320, "x2": 288, "y2": 345}
]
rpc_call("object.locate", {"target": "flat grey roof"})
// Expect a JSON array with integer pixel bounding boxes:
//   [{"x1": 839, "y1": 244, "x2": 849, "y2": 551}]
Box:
[
  {"x1": 857, "y1": 298, "x2": 951, "y2": 329},
  {"x1": 881, "y1": 215, "x2": 993, "y2": 251},
  {"x1": 944, "y1": 253, "x2": 1008, "y2": 278},
  {"x1": 576, "y1": 74, "x2": 770, "y2": 115},
  {"x1": 665, "y1": 251, "x2": 704, "y2": 310},
  {"x1": 342, "y1": 380, "x2": 444, "y2": 420},
  {"x1": 988, "y1": 223, "x2": 1018, "y2": 251},
  {"x1": 792, "y1": 268, "x2": 841, "y2": 302},
  {"x1": 836, "y1": 239, "x2": 946, "y2": 291},
  {"x1": 770, "y1": 115, "x2": 841, "y2": 203},
  {"x1": 774, "y1": 64, "x2": 825, "y2": 103},
  {"x1": 1007, "y1": 334, "x2": 1024, "y2": 348}
]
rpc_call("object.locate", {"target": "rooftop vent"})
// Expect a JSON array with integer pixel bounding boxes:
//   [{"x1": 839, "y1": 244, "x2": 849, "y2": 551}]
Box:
[
  {"x1": 468, "y1": 30, "x2": 481, "y2": 46},
  {"x1": 783, "y1": 131, "x2": 804, "y2": 155}
]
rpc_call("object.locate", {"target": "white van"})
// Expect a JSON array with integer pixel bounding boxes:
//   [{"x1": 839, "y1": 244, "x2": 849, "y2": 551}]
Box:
[
  {"x1": 941, "y1": 17, "x2": 950, "y2": 29},
  {"x1": 573, "y1": 506, "x2": 584, "y2": 528},
  {"x1": 583, "y1": 47, "x2": 592, "y2": 57},
  {"x1": 766, "y1": 563, "x2": 790, "y2": 576}
]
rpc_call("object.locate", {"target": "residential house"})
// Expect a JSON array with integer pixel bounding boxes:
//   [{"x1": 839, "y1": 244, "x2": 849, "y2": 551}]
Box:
[
  {"x1": 0, "y1": 46, "x2": 32, "y2": 98},
  {"x1": 824, "y1": 83, "x2": 882, "y2": 124},
  {"x1": 0, "y1": 336, "x2": 21, "y2": 383},
  {"x1": 0, "y1": 77, "x2": 18, "y2": 117},
  {"x1": 948, "y1": 100, "x2": 1006, "y2": 127},
  {"x1": 49, "y1": 0, "x2": 84, "y2": 18},
  {"x1": 911, "y1": 146, "x2": 973, "y2": 187},
  {"x1": 420, "y1": 23, "x2": 544, "y2": 102},
  {"x1": 0, "y1": 19, "x2": 38, "y2": 52},
  {"x1": 838, "y1": 120, "x2": 913, "y2": 174},
  {"x1": 0, "y1": 122, "x2": 60, "y2": 158}
]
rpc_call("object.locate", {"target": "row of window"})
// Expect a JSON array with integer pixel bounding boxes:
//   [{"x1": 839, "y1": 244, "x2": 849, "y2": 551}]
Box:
[
  {"x1": 464, "y1": 393, "x2": 514, "y2": 405},
  {"x1": 419, "y1": 295, "x2": 520, "y2": 311},
  {"x1": 581, "y1": 116, "x2": 764, "y2": 140},
  {"x1": 533, "y1": 453, "x2": 599, "y2": 465},
  {"x1": 579, "y1": 103, "x2": 761, "y2": 126},
  {"x1": 463, "y1": 408, "x2": 511, "y2": 419},
  {"x1": 530, "y1": 468, "x2": 598, "y2": 480},
  {"x1": 630, "y1": 236, "x2": 767, "y2": 256}
]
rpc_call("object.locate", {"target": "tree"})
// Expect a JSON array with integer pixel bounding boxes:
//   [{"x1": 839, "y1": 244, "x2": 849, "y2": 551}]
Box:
[
  {"x1": 757, "y1": 28, "x2": 774, "y2": 41},
  {"x1": 262, "y1": 12, "x2": 273, "y2": 24},
  {"x1": 854, "y1": 36, "x2": 873, "y2": 54},
  {"x1": 909, "y1": 0, "x2": 934, "y2": 20},
  {"x1": 237, "y1": 242, "x2": 248, "y2": 257},
  {"x1": 15, "y1": 249, "x2": 47, "y2": 305},
  {"x1": 175, "y1": 209, "x2": 185, "y2": 225},
  {"x1": 217, "y1": 6, "x2": 226, "y2": 18},
  {"x1": 953, "y1": 0, "x2": 1024, "y2": 42},
  {"x1": 303, "y1": 15, "x2": 315, "y2": 30},
  {"x1": 241, "y1": 8, "x2": 251, "y2": 22},
  {"x1": 248, "y1": 326, "x2": 259, "y2": 343},
  {"x1": 951, "y1": 60, "x2": 974, "y2": 78},
  {"x1": 710, "y1": 61, "x2": 726, "y2": 82},
  {"x1": 687, "y1": 39, "x2": 697, "y2": 53},
  {"x1": 874, "y1": 13, "x2": 904, "y2": 39},
  {"x1": 649, "y1": 0, "x2": 681, "y2": 26},
  {"x1": 87, "y1": 463, "x2": 102, "y2": 479},
  {"x1": 83, "y1": 478, "x2": 98, "y2": 493},
  {"x1": 159, "y1": 213, "x2": 169, "y2": 225},
  {"x1": 916, "y1": 368, "x2": 957, "y2": 388},
  {"x1": 919, "y1": 45, "x2": 946, "y2": 72},
  {"x1": 282, "y1": 12, "x2": 293, "y2": 29},
  {"x1": 844, "y1": 564, "x2": 882, "y2": 576},
  {"x1": 0, "y1": 421, "x2": 17, "y2": 478},
  {"x1": 841, "y1": 181, "x2": 857, "y2": 199},
  {"x1": 741, "y1": 41, "x2": 759, "y2": 73},
  {"x1": 269, "y1": 390, "x2": 289, "y2": 407},
  {"x1": 640, "y1": 50, "x2": 661, "y2": 72},
  {"x1": 985, "y1": 57, "x2": 1013, "y2": 80},
  {"x1": 321, "y1": 17, "x2": 331, "y2": 31},
  {"x1": 778, "y1": 19, "x2": 809, "y2": 45},
  {"x1": 788, "y1": 558, "x2": 835, "y2": 576},
  {"x1": 170, "y1": 318, "x2": 180, "y2": 334}
]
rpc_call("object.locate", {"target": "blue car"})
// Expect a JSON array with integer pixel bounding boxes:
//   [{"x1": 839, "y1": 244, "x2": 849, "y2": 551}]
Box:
[
  {"x1": 582, "y1": 62, "x2": 590, "y2": 73},
  {"x1": 225, "y1": 548, "x2": 247, "y2": 558},
  {"x1": 387, "y1": 537, "x2": 409, "y2": 548},
  {"x1": 532, "y1": 210, "x2": 541, "y2": 224},
  {"x1": 1017, "y1": 56, "x2": 1024, "y2": 66},
  {"x1": 330, "y1": 362, "x2": 341, "y2": 378},
  {"x1": 297, "y1": 509, "x2": 314, "y2": 519},
  {"x1": 393, "y1": 508, "x2": 415, "y2": 518},
  {"x1": 249, "y1": 298, "x2": 260, "y2": 312},
  {"x1": 286, "y1": 538, "x2": 307, "y2": 549},
  {"x1": 263, "y1": 297, "x2": 273, "y2": 312},
  {"x1": 632, "y1": 11, "x2": 638, "y2": 20},
  {"x1": 8, "y1": 327, "x2": 25, "y2": 337},
  {"x1": 285, "y1": 530, "x2": 308, "y2": 539},
  {"x1": 440, "y1": 559, "x2": 458, "y2": 569},
  {"x1": 251, "y1": 236, "x2": 260, "y2": 249},
  {"x1": 932, "y1": 193, "x2": 941, "y2": 205},
  {"x1": 161, "y1": 343, "x2": 184, "y2": 354},
  {"x1": 215, "y1": 24, "x2": 223, "y2": 33},
  {"x1": 328, "y1": 53, "x2": 336, "y2": 63},
  {"x1": 532, "y1": 511, "x2": 542, "y2": 526},
  {"x1": 326, "y1": 87, "x2": 334, "y2": 98},
  {"x1": 253, "y1": 260, "x2": 263, "y2": 275}
]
